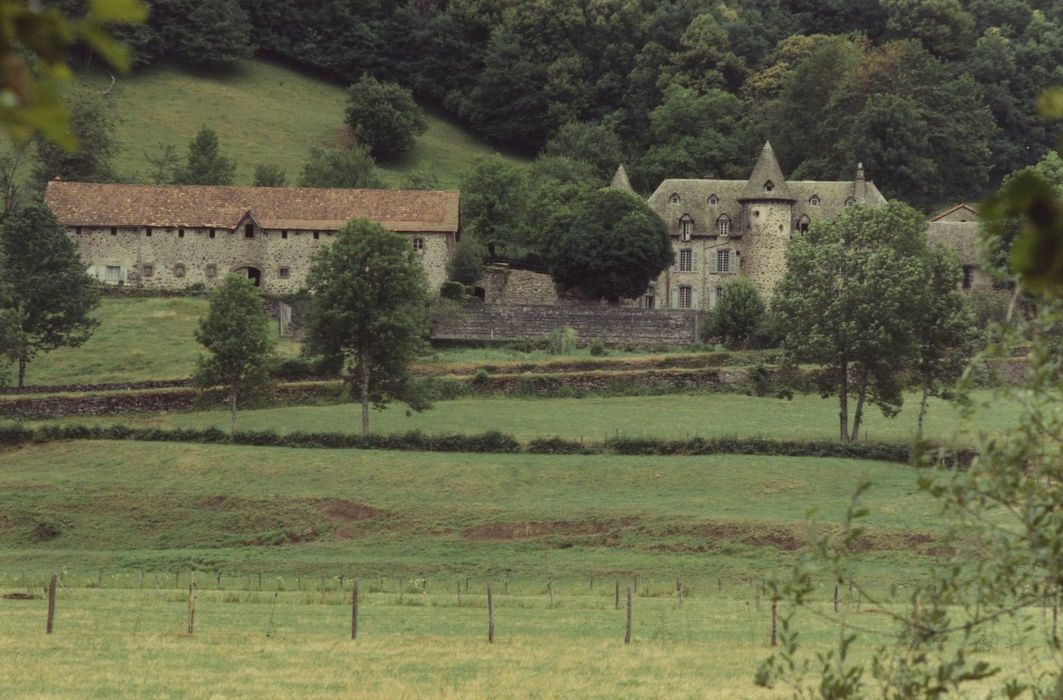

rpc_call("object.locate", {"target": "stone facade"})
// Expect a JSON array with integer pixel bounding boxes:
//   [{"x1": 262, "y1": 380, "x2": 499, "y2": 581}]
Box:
[
  {"x1": 926, "y1": 204, "x2": 993, "y2": 291},
  {"x1": 45, "y1": 182, "x2": 459, "y2": 295},
  {"x1": 637, "y1": 142, "x2": 888, "y2": 309}
]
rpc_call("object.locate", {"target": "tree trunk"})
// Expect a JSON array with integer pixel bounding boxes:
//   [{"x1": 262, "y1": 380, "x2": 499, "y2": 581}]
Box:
[
  {"x1": 916, "y1": 382, "x2": 930, "y2": 441},
  {"x1": 360, "y1": 357, "x2": 370, "y2": 436},
  {"x1": 17, "y1": 354, "x2": 26, "y2": 389},
  {"x1": 230, "y1": 387, "x2": 238, "y2": 437},
  {"x1": 851, "y1": 368, "x2": 869, "y2": 443},
  {"x1": 838, "y1": 360, "x2": 850, "y2": 443}
]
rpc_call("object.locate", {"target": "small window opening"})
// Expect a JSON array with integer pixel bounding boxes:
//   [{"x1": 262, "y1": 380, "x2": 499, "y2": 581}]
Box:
[
  {"x1": 142, "y1": 264, "x2": 154, "y2": 278},
  {"x1": 173, "y1": 264, "x2": 186, "y2": 278},
  {"x1": 205, "y1": 265, "x2": 217, "y2": 279},
  {"x1": 764, "y1": 180, "x2": 774, "y2": 192},
  {"x1": 716, "y1": 216, "x2": 731, "y2": 236},
  {"x1": 278, "y1": 267, "x2": 291, "y2": 279},
  {"x1": 845, "y1": 197, "x2": 856, "y2": 207},
  {"x1": 680, "y1": 218, "x2": 694, "y2": 241},
  {"x1": 281, "y1": 230, "x2": 288, "y2": 240},
  {"x1": 669, "y1": 193, "x2": 681, "y2": 204},
  {"x1": 178, "y1": 228, "x2": 185, "y2": 238},
  {"x1": 209, "y1": 229, "x2": 215, "y2": 239},
  {"x1": 76, "y1": 226, "x2": 83, "y2": 236},
  {"x1": 810, "y1": 195, "x2": 820, "y2": 207},
  {"x1": 962, "y1": 265, "x2": 974, "y2": 290},
  {"x1": 313, "y1": 232, "x2": 320, "y2": 240},
  {"x1": 145, "y1": 227, "x2": 152, "y2": 237},
  {"x1": 413, "y1": 237, "x2": 425, "y2": 251},
  {"x1": 708, "y1": 194, "x2": 719, "y2": 206},
  {"x1": 244, "y1": 223, "x2": 254, "y2": 238}
]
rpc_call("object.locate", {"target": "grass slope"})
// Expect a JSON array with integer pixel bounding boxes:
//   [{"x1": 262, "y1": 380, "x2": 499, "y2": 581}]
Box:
[
  {"x1": 0, "y1": 440, "x2": 938, "y2": 580},
  {"x1": 78, "y1": 59, "x2": 525, "y2": 188}
]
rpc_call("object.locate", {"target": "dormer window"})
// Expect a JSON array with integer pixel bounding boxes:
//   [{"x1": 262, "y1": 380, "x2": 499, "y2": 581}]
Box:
[
  {"x1": 679, "y1": 216, "x2": 694, "y2": 241},
  {"x1": 669, "y1": 193, "x2": 681, "y2": 204},
  {"x1": 809, "y1": 195, "x2": 820, "y2": 207},
  {"x1": 716, "y1": 215, "x2": 731, "y2": 236},
  {"x1": 845, "y1": 197, "x2": 856, "y2": 207},
  {"x1": 764, "y1": 180, "x2": 774, "y2": 192},
  {"x1": 244, "y1": 223, "x2": 254, "y2": 238},
  {"x1": 708, "y1": 194, "x2": 719, "y2": 206}
]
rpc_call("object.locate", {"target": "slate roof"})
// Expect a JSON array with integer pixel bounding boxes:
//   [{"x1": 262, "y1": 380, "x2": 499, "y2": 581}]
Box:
[
  {"x1": 610, "y1": 164, "x2": 634, "y2": 193},
  {"x1": 927, "y1": 221, "x2": 979, "y2": 263},
  {"x1": 739, "y1": 141, "x2": 794, "y2": 201},
  {"x1": 930, "y1": 203, "x2": 979, "y2": 223},
  {"x1": 44, "y1": 181, "x2": 461, "y2": 233}
]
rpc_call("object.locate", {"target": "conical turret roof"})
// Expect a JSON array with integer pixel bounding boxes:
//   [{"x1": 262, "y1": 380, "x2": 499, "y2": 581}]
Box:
[
  {"x1": 738, "y1": 141, "x2": 794, "y2": 201},
  {"x1": 610, "y1": 164, "x2": 634, "y2": 193}
]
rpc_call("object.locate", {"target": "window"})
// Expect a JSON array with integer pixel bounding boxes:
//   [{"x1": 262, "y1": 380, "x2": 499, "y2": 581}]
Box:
[
  {"x1": 962, "y1": 265, "x2": 974, "y2": 290},
  {"x1": 142, "y1": 264, "x2": 154, "y2": 278},
  {"x1": 717, "y1": 249, "x2": 732, "y2": 273},
  {"x1": 845, "y1": 197, "x2": 856, "y2": 207},
  {"x1": 669, "y1": 193, "x2": 681, "y2": 204},
  {"x1": 278, "y1": 266, "x2": 291, "y2": 279},
  {"x1": 104, "y1": 266, "x2": 121, "y2": 283},
  {"x1": 809, "y1": 195, "x2": 820, "y2": 207},
  {"x1": 717, "y1": 216, "x2": 731, "y2": 236},
  {"x1": 178, "y1": 228, "x2": 185, "y2": 238},
  {"x1": 313, "y1": 231, "x2": 320, "y2": 240},
  {"x1": 644, "y1": 284, "x2": 656, "y2": 309},
  {"x1": 797, "y1": 215, "x2": 810, "y2": 234},
  {"x1": 678, "y1": 285, "x2": 693, "y2": 309},
  {"x1": 209, "y1": 228, "x2": 216, "y2": 239},
  {"x1": 764, "y1": 180, "x2": 774, "y2": 192},
  {"x1": 679, "y1": 218, "x2": 693, "y2": 241},
  {"x1": 413, "y1": 237, "x2": 425, "y2": 252},
  {"x1": 75, "y1": 226, "x2": 82, "y2": 236},
  {"x1": 145, "y1": 227, "x2": 152, "y2": 237},
  {"x1": 708, "y1": 194, "x2": 719, "y2": 206},
  {"x1": 281, "y1": 230, "x2": 288, "y2": 240},
  {"x1": 173, "y1": 264, "x2": 186, "y2": 278},
  {"x1": 110, "y1": 226, "x2": 118, "y2": 235},
  {"x1": 244, "y1": 223, "x2": 255, "y2": 238},
  {"x1": 679, "y1": 249, "x2": 693, "y2": 272},
  {"x1": 205, "y1": 265, "x2": 217, "y2": 279}
]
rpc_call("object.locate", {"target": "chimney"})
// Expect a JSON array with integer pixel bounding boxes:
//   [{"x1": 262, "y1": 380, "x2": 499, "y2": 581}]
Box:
[{"x1": 854, "y1": 162, "x2": 866, "y2": 203}]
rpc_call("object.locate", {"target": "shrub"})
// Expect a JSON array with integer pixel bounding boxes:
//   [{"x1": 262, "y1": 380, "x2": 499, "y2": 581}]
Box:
[
  {"x1": 472, "y1": 368, "x2": 490, "y2": 385},
  {"x1": 546, "y1": 326, "x2": 578, "y2": 355},
  {"x1": 345, "y1": 74, "x2": 427, "y2": 161},
  {"x1": 589, "y1": 341, "x2": 608, "y2": 356},
  {"x1": 440, "y1": 281, "x2": 465, "y2": 300},
  {"x1": 705, "y1": 278, "x2": 767, "y2": 349},
  {"x1": 447, "y1": 239, "x2": 487, "y2": 286}
]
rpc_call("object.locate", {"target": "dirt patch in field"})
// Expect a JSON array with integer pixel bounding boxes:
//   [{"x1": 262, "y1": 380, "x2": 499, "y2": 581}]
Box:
[
  {"x1": 1, "y1": 592, "x2": 39, "y2": 600},
  {"x1": 464, "y1": 518, "x2": 639, "y2": 541},
  {"x1": 311, "y1": 498, "x2": 393, "y2": 539}
]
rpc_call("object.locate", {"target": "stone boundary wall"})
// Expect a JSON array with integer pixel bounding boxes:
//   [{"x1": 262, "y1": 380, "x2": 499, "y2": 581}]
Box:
[{"x1": 430, "y1": 303, "x2": 703, "y2": 347}]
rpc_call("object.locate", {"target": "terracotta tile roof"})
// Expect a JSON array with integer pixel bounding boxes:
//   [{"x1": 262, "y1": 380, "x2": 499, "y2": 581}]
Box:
[{"x1": 44, "y1": 181, "x2": 460, "y2": 233}]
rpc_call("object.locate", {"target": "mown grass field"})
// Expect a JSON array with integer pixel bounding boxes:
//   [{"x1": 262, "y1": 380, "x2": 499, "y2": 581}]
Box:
[
  {"x1": 40, "y1": 390, "x2": 1014, "y2": 447},
  {"x1": 76, "y1": 59, "x2": 526, "y2": 188},
  {"x1": 17, "y1": 296, "x2": 299, "y2": 386}
]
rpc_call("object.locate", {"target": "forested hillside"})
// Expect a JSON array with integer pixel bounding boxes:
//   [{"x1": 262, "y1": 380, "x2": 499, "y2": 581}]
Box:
[{"x1": 68, "y1": 0, "x2": 1063, "y2": 208}]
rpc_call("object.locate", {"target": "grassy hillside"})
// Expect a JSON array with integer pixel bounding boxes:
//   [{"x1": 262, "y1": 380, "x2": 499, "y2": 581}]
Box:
[{"x1": 77, "y1": 59, "x2": 525, "y2": 188}]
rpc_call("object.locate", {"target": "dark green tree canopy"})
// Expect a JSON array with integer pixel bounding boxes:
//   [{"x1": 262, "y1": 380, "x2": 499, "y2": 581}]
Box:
[
  {"x1": 298, "y1": 147, "x2": 382, "y2": 189},
  {"x1": 541, "y1": 121, "x2": 625, "y2": 181},
  {"x1": 707, "y1": 277, "x2": 767, "y2": 349},
  {"x1": 149, "y1": 0, "x2": 254, "y2": 69},
  {"x1": 548, "y1": 188, "x2": 673, "y2": 304},
  {"x1": 253, "y1": 164, "x2": 287, "y2": 187},
  {"x1": 31, "y1": 87, "x2": 117, "y2": 191},
  {"x1": 458, "y1": 156, "x2": 528, "y2": 255},
  {"x1": 1, "y1": 203, "x2": 99, "y2": 387},
  {"x1": 174, "y1": 127, "x2": 235, "y2": 186},
  {"x1": 345, "y1": 74, "x2": 427, "y2": 162}
]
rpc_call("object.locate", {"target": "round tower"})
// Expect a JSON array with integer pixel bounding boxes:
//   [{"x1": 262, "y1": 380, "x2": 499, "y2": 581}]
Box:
[{"x1": 737, "y1": 142, "x2": 795, "y2": 300}]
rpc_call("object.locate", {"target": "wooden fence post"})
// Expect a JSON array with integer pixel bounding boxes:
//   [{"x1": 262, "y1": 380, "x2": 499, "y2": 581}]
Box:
[
  {"x1": 457, "y1": 580, "x2": 462, "y2": 606},
  {"x1": 487, "y1": 582, "x2": 495, "y2": 643},
  {"x1": 615, "y1": 580, "x2": 620, "y2": 610},
  {"x1": 625, "y1": 587, "x2": 633, "y2": 644},
  {"x1": 187, "y1": 582, "x2": 197, "y2": 635},
  {"x1": 548, "y1": 580, "x2": 554, "y2": 608},
  {"x1": 351, "y1": 579, "x2": 359, "y2": 640},
  {"x1": 771, "y1": 601, "x2": 778, "y2": 647},
  {"x1": 833, "y1": 584, "x2": 839, "y2": 613},
  {"x1": 46, "y1": 574, "x2": 57, "y2": 634}
]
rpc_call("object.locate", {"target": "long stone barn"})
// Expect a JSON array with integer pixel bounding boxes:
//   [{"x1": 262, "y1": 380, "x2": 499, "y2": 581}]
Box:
[{"x1": 44, "y1": 181, "x2": 460, "y2": 295}]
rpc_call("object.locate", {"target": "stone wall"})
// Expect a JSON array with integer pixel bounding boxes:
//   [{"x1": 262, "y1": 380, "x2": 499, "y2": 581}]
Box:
[
  {"x1": 482, "y1": 266, "x2": 559, "y2": 305},
  {"x1": 431, "y1": 303, "x2": 702, "y2": 346},
  {"x1": 69, "y1": 225, "x2": 453, "y2": 295}
]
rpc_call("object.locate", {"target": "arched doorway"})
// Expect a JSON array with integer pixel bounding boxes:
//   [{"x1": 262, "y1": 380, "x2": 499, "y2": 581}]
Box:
[{"x1": 234, "y1": 266, "x2": 262, "y2": 286}]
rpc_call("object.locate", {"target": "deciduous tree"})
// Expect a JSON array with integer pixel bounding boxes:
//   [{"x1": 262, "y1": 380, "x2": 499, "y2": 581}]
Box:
[
  {"x1": 193, "y1": 274, "x2": 275, "y2": 435},
  {"x1": 298, "y1": 147, "x2": 382, "y2": 189},
  {"x1": 345, "y1": 74, "x2": 427, "y2": 162},
  {"x1": 31, "y1": 87, "x2": 118, "y2": 191},
  {"x1": 773, "y1": 202, "x2": 929, "y2": 442},
  {"x1": 306, "y1": 220, "x2": 430, "y2": 435},
  {"x1": 706, "y1": 278, "x2": 767, "y2": 349},
  {"x1": 0, "y1": 204, "x2": 99, "y2": 388},
  {"x1": 253, "y1": 164, "x2": 287, "y2": 187},
  {"x1": 548, "y1": 188, "x2": 672, "y2": 304}
]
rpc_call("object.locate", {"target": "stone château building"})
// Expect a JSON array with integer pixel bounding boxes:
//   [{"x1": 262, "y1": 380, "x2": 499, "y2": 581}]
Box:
[
  {"x1": 632, "y1": 141, "x2": 888, "y2": 310},
  {"x1": 44, "y1": 181, "x2": 460, "y2": 295}
]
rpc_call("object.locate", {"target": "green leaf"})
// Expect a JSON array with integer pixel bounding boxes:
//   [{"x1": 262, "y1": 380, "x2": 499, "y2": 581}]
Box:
[{"x1": 88, "y1": 0, "x2": 149, "y2": 24}]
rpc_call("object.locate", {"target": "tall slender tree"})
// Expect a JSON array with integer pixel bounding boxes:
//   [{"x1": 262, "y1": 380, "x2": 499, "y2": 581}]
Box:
[
  {"x1": 174, "y1": 127, "x2": 235, "y2": 186},
  {"x1": 193, "y1": 275, "x2": 276, "y2": 435},
  {"x1": 306, "y1": 220, "x2": 430, "y2": 434}
]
